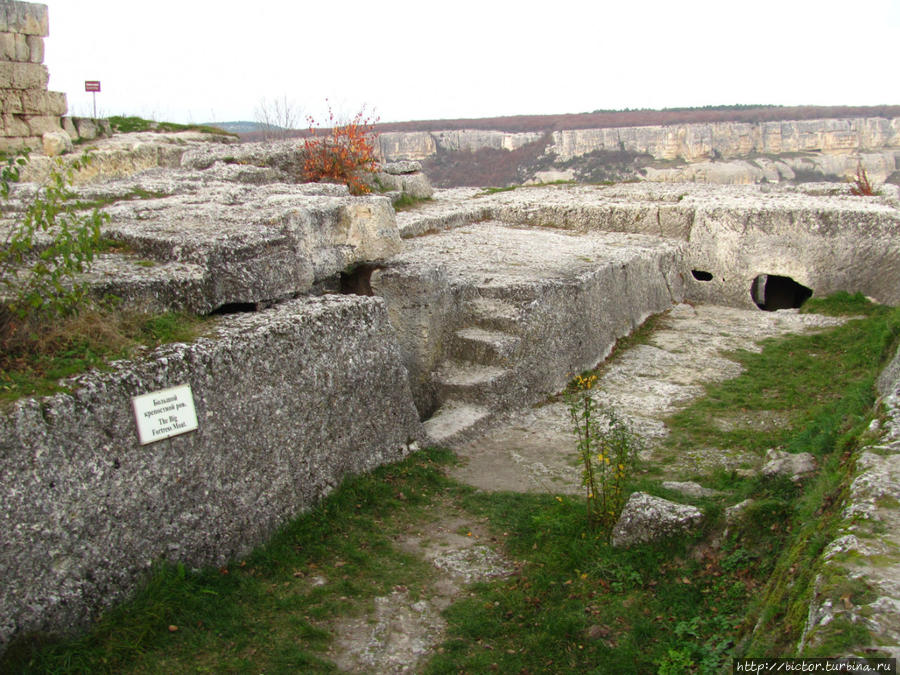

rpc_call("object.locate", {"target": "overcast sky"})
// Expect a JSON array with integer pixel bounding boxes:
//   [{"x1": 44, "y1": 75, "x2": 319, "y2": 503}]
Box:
[{"x1": 44, "y1": 0, "x2": 900, "y2": 126}]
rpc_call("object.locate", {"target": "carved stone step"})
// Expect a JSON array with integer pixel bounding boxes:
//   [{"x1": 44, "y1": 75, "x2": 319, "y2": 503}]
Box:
[
  {"x1": 423, "y1": 401, "x2": 491, "y2": 446},
  {"x1": 434, "y1": 361, "x2": 512, "y2": 404},
  {"x1": 449, "y1": 327, "x2": 520, "y2": 366},
  {"x1": 463, "y1": 296, "x2": 523, "y2": 334}
]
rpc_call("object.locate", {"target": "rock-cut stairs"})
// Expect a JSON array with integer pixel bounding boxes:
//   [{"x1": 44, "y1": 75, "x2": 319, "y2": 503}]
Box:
[{"x1": 423, "y1": 294, "x2": 524, "y2": 446}]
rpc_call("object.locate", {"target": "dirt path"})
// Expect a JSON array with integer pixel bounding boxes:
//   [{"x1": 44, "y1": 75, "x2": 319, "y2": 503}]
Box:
[{"x1": 326, "y1": 303, "x2": 845, "y2": 673}]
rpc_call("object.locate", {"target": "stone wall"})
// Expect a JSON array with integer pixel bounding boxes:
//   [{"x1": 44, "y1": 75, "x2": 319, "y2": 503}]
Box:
[
  {"x1": 0, "y1": 1, "x2": 66, "y2": 154},
  {"x1": 0, "y1": 295, "x2": 425, "y2": 649}
]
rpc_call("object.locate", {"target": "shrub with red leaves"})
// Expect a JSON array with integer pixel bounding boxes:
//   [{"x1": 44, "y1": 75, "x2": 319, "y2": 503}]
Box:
[
  {"x1": 850, "y1": 162, "x2": 876, "y2": 196},
  {"x1": 301, "y1": 102, "x2": 379, "y2": 195}
]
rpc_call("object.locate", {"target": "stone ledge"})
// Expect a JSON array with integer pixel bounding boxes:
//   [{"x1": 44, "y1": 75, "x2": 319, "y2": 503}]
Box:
[{"x1": 0, "y1": 294, "x2": 425, "y2": 649}]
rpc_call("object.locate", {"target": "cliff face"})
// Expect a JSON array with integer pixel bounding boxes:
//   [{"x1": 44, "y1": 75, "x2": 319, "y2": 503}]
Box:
[
  {"x1": 380, "y1": 129, "x2": 544, "y2": 161},
  {"x1": 549, "y1": 117, "x2": 900, "y2": 162},
  {"x1": 379, "y1": 117, "x2": 900, "y2": 187}
]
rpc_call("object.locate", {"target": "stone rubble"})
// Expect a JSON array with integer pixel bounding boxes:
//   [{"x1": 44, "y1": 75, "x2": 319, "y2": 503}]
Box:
[
  {"x1": 610, "y1": 492, "x2": 703, "y2": 548},
  {"x1": 760, "y1": 449, "x2": 818, "y2": 481}
]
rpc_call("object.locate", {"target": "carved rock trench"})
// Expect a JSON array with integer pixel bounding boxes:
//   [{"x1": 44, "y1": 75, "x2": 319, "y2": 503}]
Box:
[{"x1": 325, "y1": 304, "x2": 845, "y2": 673}]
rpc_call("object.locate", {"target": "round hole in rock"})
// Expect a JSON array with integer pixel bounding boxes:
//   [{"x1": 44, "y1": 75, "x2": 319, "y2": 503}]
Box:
[
  {"x1": 691, "y1": 269, "x2": 713, "y2": 281},
  {"x1": 750, "y1": 274, "x2": 813, "y2": 311}
]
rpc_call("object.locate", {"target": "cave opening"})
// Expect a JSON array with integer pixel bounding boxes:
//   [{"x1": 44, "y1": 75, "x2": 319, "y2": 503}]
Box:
[
  {"x1": 340, "y1": 264, "x2": 379, "y2": 296},
  {"x1": 750, "y1": 274, "x2": 813, "y2": 311}
]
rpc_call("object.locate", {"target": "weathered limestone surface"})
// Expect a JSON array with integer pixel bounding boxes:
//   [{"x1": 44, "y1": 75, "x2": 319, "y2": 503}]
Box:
[
  {"x1": 611, "y1": 492, "x2": 703, "y2": 547},
  {"x1": 799, "y1": 344, "x2": 900, "y2": 658},
  {"x1": 396, "y1": 184, "x2": 900, "y2": 307},
  {"x1": 644, "y1": 150, "x2": 900, "y2": 185},
  {"x1": 379, "y1": 118, "x2": 900, "y2": 185},
  {"x1": 379, "y1": 117, "x2": 900, "y2": 167},
  {"x1": 371, "y1": 221, "x2": 684, "y2": 431},
  {"x1": 379, "y1": 130, "x2": 544, "y2": 161},
  {"x1": 550, "y1": 118, "x2": 900, "y2": 162},
  {"x1": 0, "y1": 295, "x2": 424, "y2": 648},
  {"x1": 2, "y1": 162, "x2": 403, "y2": 313}
]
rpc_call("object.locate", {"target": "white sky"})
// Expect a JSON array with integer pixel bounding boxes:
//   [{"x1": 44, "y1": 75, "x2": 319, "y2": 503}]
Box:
[{"x1": 44, "y1": 0, "x2": 900, "y2": 126}]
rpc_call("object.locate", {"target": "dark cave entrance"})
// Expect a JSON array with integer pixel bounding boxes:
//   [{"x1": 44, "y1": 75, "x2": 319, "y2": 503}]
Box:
[
  {"x1": 340, "y1": 264, "x2": 379, "y2": 296},
  {"x1": 750, "y1": 274, "x2": 813, "y2": 311}
]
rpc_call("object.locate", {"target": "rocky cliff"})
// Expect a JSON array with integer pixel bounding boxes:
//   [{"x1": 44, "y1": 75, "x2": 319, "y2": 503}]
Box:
[{"x1": 379, "y1": 117, "x2": 900, "y2": 187}]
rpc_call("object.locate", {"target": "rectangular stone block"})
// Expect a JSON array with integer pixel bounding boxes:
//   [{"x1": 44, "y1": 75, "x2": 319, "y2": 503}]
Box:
[
  {"x1": 0, "y1": 88, "x2": 23, "y2": 113},
  {"x1": 62, "y1": 115, "x2": 77, "y2": 139},
  {"x1": 0, "y1": 32, "x2": 13, "y2": 60},
  {"x1": 1, "y1": 112, "x2": 30, "y2": 136},
  {"x1": 20, "y1": 87, "x2": 65, "y2": 115},
  {"x1": 25, "y1": 114, "x2": 61, "y2": 135},
  {"x1": 0, "y1": 136, "x2": 41, "y2": 154},
  {"x1": 3, "y1": 2, "x2": 49, "y2": 37},
  {"x1": 14, "y1": 32, "x2": 28, "y2": 61},
  {"x1": 25, "y1": 34, "x2": 42, "y2": 63},
  {"x1": 0, "y1": 61, "x2": 49, "y2": 89}
]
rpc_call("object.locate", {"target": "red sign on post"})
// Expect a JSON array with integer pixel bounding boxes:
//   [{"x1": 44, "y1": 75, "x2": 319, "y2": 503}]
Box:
[{"x1": 84, "y1": 80, "x2": 101, "y2": 92}]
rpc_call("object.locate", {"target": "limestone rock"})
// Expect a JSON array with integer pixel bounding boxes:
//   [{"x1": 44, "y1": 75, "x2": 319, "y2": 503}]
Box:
[
  {"x1": 382, "y1": 160, "x2": 422, "y2": 175},
  {"x1": 761, "y1": 449, "x2": 817, "y2": 481},
  {"x1": 0, "y1": 61, "x2": 48, "y2": 89},
  {"x1": 375, "y1": 170, "x2": 433, "y2": 200},
  {"x1": 0, "y1": 295, "x2": 425, "y2": 649},
  {"x1": 41, "y1": 129, "x2": 70, "y2": 156},
  {"x1": 611, "y1": 492, "x2": 703, "y2": 547},
  {"x1": 2, "y1": 2, "x2": 49, "y2": 36},
  {"x1": 725, "y1": 499, "x2": 754, "y2": 525}
]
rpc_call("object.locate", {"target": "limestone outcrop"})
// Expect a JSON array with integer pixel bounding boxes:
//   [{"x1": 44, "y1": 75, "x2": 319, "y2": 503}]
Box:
[
  {"x1": 611, "y1": 492, "x2": 703, "y2": 547},
  {"x1": 0, "y1": 1, "x2": 67, "y2": 154},
  {"x1": 549, "y1": 118, "x2": 900, "y2": 163},
  {"x1": 380, "y1": 117, "x2": 900, "y2": 187},
  {"x1": 371, "y1": 221, "x2": 684, "y2": 432},
  {"x1": 379, "y1": 129, "x2": 544, "y2": 161},
  {"x1": 0, "y1": 295, "x2": 424, "y2": 649},
  {"x1": 2, "y1": 164, "x2": 403, "y2": 313},
  {"x1": 396, "y1": 184, "x2": 900, "y2": 309}
]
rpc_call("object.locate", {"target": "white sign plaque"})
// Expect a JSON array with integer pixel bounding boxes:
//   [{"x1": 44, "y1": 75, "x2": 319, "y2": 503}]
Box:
[{"x1": 132, "y1": 384, "x2": 198, "y2": 445}]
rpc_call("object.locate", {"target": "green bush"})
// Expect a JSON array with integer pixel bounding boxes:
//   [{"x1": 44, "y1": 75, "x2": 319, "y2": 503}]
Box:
[
  {"x1": 0, "y1": 152, "x2": 108, "y2": 326},
  {"x1": 566, "y1": 373, "x2": 642, "y2": 538}
]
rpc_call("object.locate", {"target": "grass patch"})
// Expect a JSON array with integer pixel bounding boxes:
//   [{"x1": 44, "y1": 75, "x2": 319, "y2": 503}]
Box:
[
  {"x1": 392, "y1": 193, "x2": 433, "y2": 211},
  {"x1": 108, "y1": 116, "x2": 236, "y2": 138},
  {"x1": 665, "y1": 293, "x2": 899, "y2": 460},
  {"x1": 72, "y1": 187, "x2": 170, "y2": 211},
  {"x1": 0, "y1": 308, "x2": 214, "y2": 403}
]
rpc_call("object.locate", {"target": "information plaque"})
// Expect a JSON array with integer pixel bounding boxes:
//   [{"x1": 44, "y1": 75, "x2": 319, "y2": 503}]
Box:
[{"x1": 132, "y1": 384, "x2": 198, "y2": 445}]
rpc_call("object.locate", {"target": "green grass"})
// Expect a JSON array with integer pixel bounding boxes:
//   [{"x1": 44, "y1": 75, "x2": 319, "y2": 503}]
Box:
[
  {"x1": 72, "y1": 187, "x2": 170, "y2": 211},
  {"x1": 0, "y1": 309, "x2": 215, "y2": 403},
  {"x1": 392, "y1": 194, "x2": 433, "y2": 211},
  {"x1": 4, "y1": 292, "x2": 898, "y2": 672},
  {"x1": 108, "y1": 116, "x2": 236, "y2": 138},
  {"x1": 665, "y1": 293, "x2": 899, "y2": 460}
]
